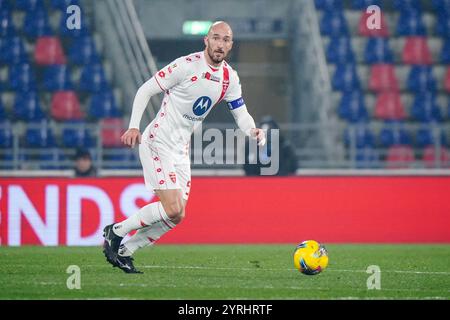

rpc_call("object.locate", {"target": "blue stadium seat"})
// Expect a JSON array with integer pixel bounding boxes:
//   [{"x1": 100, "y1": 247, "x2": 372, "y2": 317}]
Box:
[
  {"x1": 396, "y1": 10, "x2": 426, "y2": 36},
  {"x1": 416, "y1": 125, "x2": 448, "y2": 148},
  {"x1": 0, "y1": 98, "x2": 6, "y2": 119},
  {"x1": 393, "y1": 0, "x2": 422, "y2": 12},
  {"x1": 43, "y1": 65, "x2": 73, "y2": 91},
  {"x1": 15, "y1": 0, "x2": 45, "y2": 11},
  {"x1": 315, "y1": 0, "x2": 343, "y2": 10},
  {"x1": 0, "y1": 0, "x2": 12, "y2": 10},
  {"x1": 344, "y1": 123, "x2": 376, "y2": 149},
  {"x1": 0, "y1": 9, "x2": 15, "y2": 37},
  {"x1": 352, "y1": 0, "x2": 382, "y2": 9},
  {"x1": 23, "y1": 9, "x2": 52, "y2": 38},
  {"x1": 0, "y1": 36, "x2": 28, "y2": 64},
  {"x1": 407, "y1": 66, "x2": 437, "y2": 92},
  {"x1": 9, "y1": 63, "x2": 36, "y2": 91},
  {"x1": 436, "y1": 11, "x2": 450, "y2": 36},
  {"x1": 411, "y1": 93, "x2": 443, "y2": 123},
  {"x1": 25, "y1": 121, "x2": 56, "y2": 148},
  {"x1": 0, "y1": 120, "x2": 13, "y2": 148},
  {"x1": 88, "y1": 91, "x2": 121, "y2": 119},
  {"x1": 49, "y1": 0, "x2": 80, "y2": 10},
  {"x1": 432, "y1": 0, "x2": 450, "y2": 11},
  {"x1": 320, "y1": 9, "x2": 348, "y2": 36},
  {"x1": 379, "y1": 121, "x2": 412, "y2": 147},
  {"x1": 68, "y1": 36, "x2": 100, "y2": 65},
  {"x1": 326, "y1": 37, "x2": 355, "y2": 64},
  {"x1": 79, "y1": 63, "x2": 108, "y2": 92},
  {"x1": 364, "y1": 38, "x2": 394, "y2": 64},
  {"x1": 13, "y1": 91, "x2": 46, "y2": 121},
  {"x1": 104, "y1": 148, "x2": 139, "y2": 169},
  {"x1": 338, "y1": 91, "x2": 368, "y2": 123},
  {"x1": 38, "y1": 148, "x2": 68, "y2": 170},
  {"x1": 62, "y1": 121, "x2": 95, "y2": 148},
  {"x1": 354, "y1": 147, "x2": 380, "y2": 169},
  {"x1": 332, "y1": 63, "x2": 360, "y2": 92},
  {"x1": 441, "y1": 38, "x2": 450, "y2": 63}
]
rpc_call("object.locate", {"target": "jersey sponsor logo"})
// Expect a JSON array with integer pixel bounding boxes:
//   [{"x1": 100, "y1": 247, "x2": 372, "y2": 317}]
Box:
[
  {"x1": 192, "y1": 96, "x2": 212, "y2": 116},
  {"x1": 202, "y1": 72, "x2": 220, "y2": 83},
  {"x1": 169, "y1": 172, "x2": 176, "y2": 183},
  {"x1": 183, "y1": 114, "x2": 204, "y2": 121},
  {"x1": 227, "y1": 97, "x2": 245, "y2": 110}
]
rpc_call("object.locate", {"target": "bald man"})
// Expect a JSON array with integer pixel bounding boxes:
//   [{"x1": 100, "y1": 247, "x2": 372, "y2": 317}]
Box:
[{"x1": 102, "y1": 21, "x2": 266, "y2": 273}]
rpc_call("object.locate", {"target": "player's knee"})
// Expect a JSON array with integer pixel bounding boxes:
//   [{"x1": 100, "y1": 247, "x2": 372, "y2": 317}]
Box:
[{"x1": 164, "y1": 199, "x2": 185, "y2": 223}]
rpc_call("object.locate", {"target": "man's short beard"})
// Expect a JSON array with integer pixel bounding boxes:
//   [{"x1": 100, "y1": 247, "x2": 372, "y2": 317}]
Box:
[{"x1": 207, "y1": 46, "x2": 224, "y2": 64}]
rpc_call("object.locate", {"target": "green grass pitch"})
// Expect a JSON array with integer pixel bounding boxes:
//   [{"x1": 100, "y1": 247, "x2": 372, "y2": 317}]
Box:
[{"x1": 0, "y1": 244, "x2": 449, "y2": 299}]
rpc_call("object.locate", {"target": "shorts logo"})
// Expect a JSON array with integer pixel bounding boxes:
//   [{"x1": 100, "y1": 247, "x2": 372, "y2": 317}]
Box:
[
  {"x1": 169, "y1": 172, "x2": 176, "y2": 183},
  {"x1": 187, "y1": 181, "x2": 191, "y2": 187},
  {"x1": 193, "y1": 96, "x2": 212, "y2": 116}
]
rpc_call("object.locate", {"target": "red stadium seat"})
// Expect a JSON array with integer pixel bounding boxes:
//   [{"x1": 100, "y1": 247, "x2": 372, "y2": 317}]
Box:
[
  {"x1": 402, "y1": 36, "x2": 432, "y2": 65},
  {"x1": 34, "y1": 36, "x2": 67, "y2": 65},
  {"x1": 386, "y1": 145, "x2": 415, "y2": 168},
  {"x1": 358, "y1": 10, "x2": 389, "y2": 37},
  {"x1": 368, "y1": 64, "x2": 399, "y2": 92},
  {"x1": 374, "y1": 92, "x2": 406, "y2": 120},
  {"x1": 423, "y1": 146, "x2": 450, "y2": 168},
  {"x1": 51, "y1": 91, "x2": 84, "y2": 121},
  {"x1": 101, "y1": 118, "x2": 124, "y2": 147},
  {"x1": 444, "y1": 66, "x2": 450, "y2": 93}
]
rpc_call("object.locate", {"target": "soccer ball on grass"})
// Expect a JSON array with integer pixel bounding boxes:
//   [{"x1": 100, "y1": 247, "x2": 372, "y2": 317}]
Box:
[{"x1": 293, "y1": 240, "x2": 329, "y2": 275}]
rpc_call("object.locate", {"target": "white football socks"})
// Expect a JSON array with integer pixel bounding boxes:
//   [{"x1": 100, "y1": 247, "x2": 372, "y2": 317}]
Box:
[{"x1": 112, "y1": 201, "x2": 174, "y2": 238}]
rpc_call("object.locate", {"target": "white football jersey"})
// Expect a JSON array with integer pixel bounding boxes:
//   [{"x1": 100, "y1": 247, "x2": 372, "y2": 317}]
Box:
[{"x1": 143, "y1": 51, "x2": 244, "y2": 153}]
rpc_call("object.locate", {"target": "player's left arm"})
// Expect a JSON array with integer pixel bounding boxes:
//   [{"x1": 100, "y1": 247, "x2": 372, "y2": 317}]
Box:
[{"x1": 226, "y1": 71, "x2": 266, "y2": 146}]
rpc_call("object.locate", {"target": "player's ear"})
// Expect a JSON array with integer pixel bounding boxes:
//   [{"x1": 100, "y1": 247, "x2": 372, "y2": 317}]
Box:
[{"x1": 204, "y1": 36, "x2": 208, "y2": 47}]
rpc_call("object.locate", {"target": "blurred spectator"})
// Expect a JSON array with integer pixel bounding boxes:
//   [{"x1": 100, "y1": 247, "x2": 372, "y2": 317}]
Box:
[
  {"x1": 74, "y1": 148, "x2": 97, "y2": 177},
  {"x1": 244, "y1": 116, "x2": 298, "y2": 176}
]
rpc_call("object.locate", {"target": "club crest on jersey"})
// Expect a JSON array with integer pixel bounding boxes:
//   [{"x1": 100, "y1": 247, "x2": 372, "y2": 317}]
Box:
[
  {"x1": 169, "y1": 172, "x2": 176, "y2": 183},
  {"x1": 202, "y1": 72, "x2": 220, "y2": 83},
  {"x1": 192, "y1": 96, "x2": 212, "y2": 116}
]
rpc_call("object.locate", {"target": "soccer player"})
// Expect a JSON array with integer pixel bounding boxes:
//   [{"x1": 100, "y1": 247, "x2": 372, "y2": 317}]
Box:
[{"x1": 102, "y1": 21, "x2": 266, "y2": 273}]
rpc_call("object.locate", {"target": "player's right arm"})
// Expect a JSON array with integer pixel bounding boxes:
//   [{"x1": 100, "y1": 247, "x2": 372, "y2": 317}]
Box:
[{"x1": 121, "y1": 58, "x2": 187, "y2": 147}]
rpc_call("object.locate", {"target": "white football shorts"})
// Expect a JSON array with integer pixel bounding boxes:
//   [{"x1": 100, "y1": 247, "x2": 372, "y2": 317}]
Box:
[{"x1": 139, "y1": 139, "x2": 191, "y2": 200}]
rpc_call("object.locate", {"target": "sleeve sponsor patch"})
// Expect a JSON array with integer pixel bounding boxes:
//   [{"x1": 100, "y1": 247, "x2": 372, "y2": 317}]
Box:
[{"x1": 227, "y1": 97, "x2": 245, "y2": 110}]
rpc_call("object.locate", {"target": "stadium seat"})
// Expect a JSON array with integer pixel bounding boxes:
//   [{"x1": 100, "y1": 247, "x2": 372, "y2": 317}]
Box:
[
  {"x1": 62, "y1": 121, "x2": 95, "y2": 148},
  {"x1": 25, "y1": 121, "x2": 56, "y2": 148},
  {"x1": 315, "y1": 0, "x2": 342, "y2": 10},
  {"x1": 393, "y1": 0, "x2": 422, "y2": 11},
  {"x1": 402, "y1": 37, "x2": 432, "y2": 65},
  {"x1": 396, "y1": 10, "x2": 426, "y2": 36},
  {"x1": 364, "y1": 38, "x2": 394, "y2": 64},
  {"x1": 368, "y1": 64, "x2": 399, "y2": 92},
  {"x1": 445, "y1": 67, "x2": 450, "y2": 92},
  {"x1": 13, "y1": 91, "x2": 46, "y2": 121},
  {"x1": 0, "y1": 9, "x2": 15, "y2": 37},
  {"x1": 104, "y1": 148, "x2": 139, "y2": 169},
  {"x1": 358, "y1": 10, "x2": 389, "y2": 37},
  {"x1": 101, "y1": 118, "x2": 124, "y2": 147},
  {"x1": 432, "y1": 0, "x2": 450, "y2": 11},
  {"x1": 435, "y1": 11, "x2": 450, "y2": 36},
  {"x1": 79, "y1": 63, "x2": 109, "y2": 93},
  {"x1": 23, "y1": 9, "x2": 52, "y2": 38},
  {"x1": 352, "y1": 0, "x2": 381, "y2": 9},
  {"x1": 379, "y1": 121, "x2": 412, "y2": 147},
  {"x1": 442, "y1": 38, "x2": 450, "y2": 64},
  {"x1": 0, "y1": 0, "x2": 12, "y2": 10},
  {"x1": 338, "y1": 91, "x2": 368, "y2": 123},
  {"x1": 50, "y1": 91, "x2": 84, "y2": 121},
  {"x1": 320, "y1": 9, "x2": 349, "y2": 36},
  {"x1": 89, "y1": 92, "x2": 121, "y2": 119},
  {"x1": 68, "y1": 36, "x2": 100, "y2": 65},
  {"x1": 374, "y1": 92, "x2": 406, "y2": 120},
  {"x1": 38, "y1": 148, "x2": 68, "y2": 170},
  {"x1": 49, "y1": 0, "x2": 80, "y2": 10},
  {"x1": 0, "y1": 97, "x2": 6, "y2": 119},
  {"x1": 0, "y1": 36, "x2": 28, "y2": 64},
  {"x1": 43, "y1": 65, "x2": 73, "y2": 91},
  {"x1": 344, "y1": 123, "x2": 376, "y2": 149},
  {"x1": 326, "y1": 37, "x2": 355, "y2": 64},
  {"x1": 354, "y1": 147, "x2": 380, "y2": 169},
  {"x1": 407, "y1": 66, "x2": 437, "y2": 92},
  {"x1": 34, "y1": 36, "x2": 67, "y2": 65},
  {"x1": 332, "y1": 64, "x2": 360, "y2": 91},
  {"x1": 416, "y1": 125, "x2": 448, "y2": 148},
  {"x1": 422, "y1": 146, "x2": 450, "y2": 168},
  {"x1": 15, "y1": 0, "x2": 45, "y2": 11},
  {"x1": 411, "y1": 93, "x2": 443, "y2": 122},
  {"x1": 0, "y1": 120, "x2": 13, "y2": 148},
  {"x1": 385, "y1": 145, "x2": 415, "y2": 169},
  {"x1": 9, "y1": 63, "x2": 36, "y2": 91}
]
